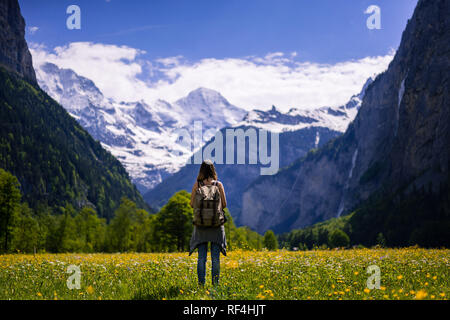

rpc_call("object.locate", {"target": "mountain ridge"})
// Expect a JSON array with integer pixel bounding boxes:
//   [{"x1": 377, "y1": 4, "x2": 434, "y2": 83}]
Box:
[
  {"x1": 35, "y1": 61, "x2": 374, "y2": 194},
  {"x1": 35, "y1": 62, "x2": 250, "y2": 192}
]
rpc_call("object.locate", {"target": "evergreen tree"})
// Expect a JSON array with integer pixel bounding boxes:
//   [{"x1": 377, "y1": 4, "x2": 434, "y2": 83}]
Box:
[
  {"x1": 108, "y1": 198, "x2": 137, "y2": 252},
  {"x1": 10, "y1": 203, "x2": 39, "y2": 253},
  {"x1": 328, "y1": 229, "x2": 350, "y2": 248},
  {"x1": 74, "y1": 207, "x2": 106, "y2": 252},
  {"x1": 263, "y1": 230, "x2": 278, "y2": 250},
  {"x1": 376, "y1": 233, "x2": 386, "y2": 247},
  {"x1": 0, "y1": 168, "x2": 21, "y2": 252},
  {"x1": 129, "y1": 207, "x2": 153, "y2": 252},
  {"x1": 154, "y1": 191, "x2": 193, "y2": 252}
]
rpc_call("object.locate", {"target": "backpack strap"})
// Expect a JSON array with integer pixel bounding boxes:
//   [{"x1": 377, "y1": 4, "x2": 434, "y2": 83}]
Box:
[
  {"x1": 199, "y1": 198, "x2": 204, "y2": 225},
  {"x1": 197, "y1": 180, "x2": 204, "y2": 225}
]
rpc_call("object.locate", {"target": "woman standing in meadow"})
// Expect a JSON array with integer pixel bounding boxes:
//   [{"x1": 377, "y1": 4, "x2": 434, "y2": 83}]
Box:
[{"x1": 189, "y1": 160, "x2": 227, "y2": 286}]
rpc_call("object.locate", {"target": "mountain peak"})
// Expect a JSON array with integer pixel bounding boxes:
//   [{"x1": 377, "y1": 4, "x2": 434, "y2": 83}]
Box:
[
  {"x1": 36, "y1": 61, "x2": 105, "y2": 113},
  {"x1": 192, "y1": 87, "x2": 219, "y2": 94},
  {"x1": 361, "y1": 76, "x2": 375, "y2": 94},
  {"x1": 175, "y1": 87, "x2": 245, "y2": 116},
  {"x1": 183, "y1": 87, "x2": 228, "y2": 104}
]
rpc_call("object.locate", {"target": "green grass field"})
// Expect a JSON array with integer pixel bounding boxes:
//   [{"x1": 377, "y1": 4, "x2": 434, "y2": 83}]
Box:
[{"x1": 0, "y1": 248, "x2": 448, "y2": 300}]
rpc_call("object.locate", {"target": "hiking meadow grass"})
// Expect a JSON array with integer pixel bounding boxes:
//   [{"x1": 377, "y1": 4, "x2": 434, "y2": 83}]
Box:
[{"x1": 0, "y1": 248, "x2": 448, "y2": 300}]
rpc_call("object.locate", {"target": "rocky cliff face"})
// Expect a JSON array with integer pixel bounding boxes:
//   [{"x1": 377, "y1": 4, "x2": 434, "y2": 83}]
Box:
[
  {"x1": 241, "y1": 0, "x2": 449, "y2": 234},
  {"x1": 0, "y1": 0, "x2": 36, "y2": 83}
]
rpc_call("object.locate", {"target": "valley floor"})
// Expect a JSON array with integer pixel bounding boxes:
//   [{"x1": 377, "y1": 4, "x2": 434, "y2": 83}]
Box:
[{"x1": 0, "y1": 248, "x2": 448, "y2": 300}]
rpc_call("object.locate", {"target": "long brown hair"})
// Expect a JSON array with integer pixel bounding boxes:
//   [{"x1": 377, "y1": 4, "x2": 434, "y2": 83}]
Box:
[{"x1": 196, "y1": 159, "x2": 217, "y2": 182}]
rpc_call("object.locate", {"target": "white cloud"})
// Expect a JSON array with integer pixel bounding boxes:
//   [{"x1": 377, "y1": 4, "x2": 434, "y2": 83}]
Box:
[
  {"x1": 30, "y1": 42, "x2": 149, "y2": 102},
  {"x1": 28, "y1": 26, "x2": 39, "y2": 35},
  {"x1": 155, "y1": 55, "x2": 184, "y2": 67},
  {"x1": 30, "y1": 42, "x2": 395, "y2": 112}
]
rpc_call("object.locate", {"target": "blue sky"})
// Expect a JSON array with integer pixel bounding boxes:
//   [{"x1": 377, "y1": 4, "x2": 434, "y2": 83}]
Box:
[{"x1": 21, "y1": 0, "x2": 418, "y2": 111}]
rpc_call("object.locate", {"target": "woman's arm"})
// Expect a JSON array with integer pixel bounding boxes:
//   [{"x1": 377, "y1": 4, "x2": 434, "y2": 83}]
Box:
[
  {"x1": 218, "y1": 182, "x2": 227, "y2": 209},
  {"x1": 190, "y1": 181, "x2": 198, "y2": 208}
]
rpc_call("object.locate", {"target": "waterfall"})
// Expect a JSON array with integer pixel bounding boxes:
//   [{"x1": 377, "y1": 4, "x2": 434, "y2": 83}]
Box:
[
  {"x1": 337, "y1": 148, "x2": 358, "y2": 217},
  {"x1": 348, "y1": 148, "x2": 358, "y2": 180},
  {"x1": 314, "y1": 131, "x2": 320, "y2": 148},
  {"x1": 394, "y1": 77, "x2": 406, "y2": 136}
]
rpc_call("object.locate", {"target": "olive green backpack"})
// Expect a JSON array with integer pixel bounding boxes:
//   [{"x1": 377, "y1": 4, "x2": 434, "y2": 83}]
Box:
[{"x1": 193, "y1": 180, "x2": 225, "y2": 227}]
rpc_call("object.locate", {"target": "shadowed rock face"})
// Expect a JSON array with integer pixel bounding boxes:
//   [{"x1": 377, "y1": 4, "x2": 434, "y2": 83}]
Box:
[
  {"x1": 0, "y1": 0, "x2": 36, "y2": 83},
  {"x1": 241, "y1": 0, "x2": 450, "y2": 234}
]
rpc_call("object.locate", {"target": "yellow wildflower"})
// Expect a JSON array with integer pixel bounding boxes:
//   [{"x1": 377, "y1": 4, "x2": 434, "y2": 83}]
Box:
[{"x1": 415, "y1": 290, "x2": 427, "y2": 300}]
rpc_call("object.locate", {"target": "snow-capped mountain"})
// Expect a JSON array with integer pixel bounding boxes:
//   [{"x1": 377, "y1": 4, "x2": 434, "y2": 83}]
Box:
[
  {"x1": 35, "y1": 61, "x2": 372, "y2": 195},
  {"x1": 237, "y1": 77, "x2": 373, "y2": 133},
  {"x1": 35, "y1": 62, "x2": 246, "y2": 192},
  {"x1": 175, "y1": 87, "x2": 246, "y2": 128}
]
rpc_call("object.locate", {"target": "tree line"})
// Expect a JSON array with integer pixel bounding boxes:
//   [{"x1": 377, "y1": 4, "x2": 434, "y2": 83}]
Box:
[
  {"x1": 0, "y1": 168, "x2": 279, "y2": 254},
  {"x1": 278, "y1": 181, "x2": 450, "y2": 250}
]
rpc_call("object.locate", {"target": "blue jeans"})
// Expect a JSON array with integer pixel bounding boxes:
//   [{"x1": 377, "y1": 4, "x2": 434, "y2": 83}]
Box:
[{"x1": 197, "y1": 242, "x2": 220, "y2": 285}]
